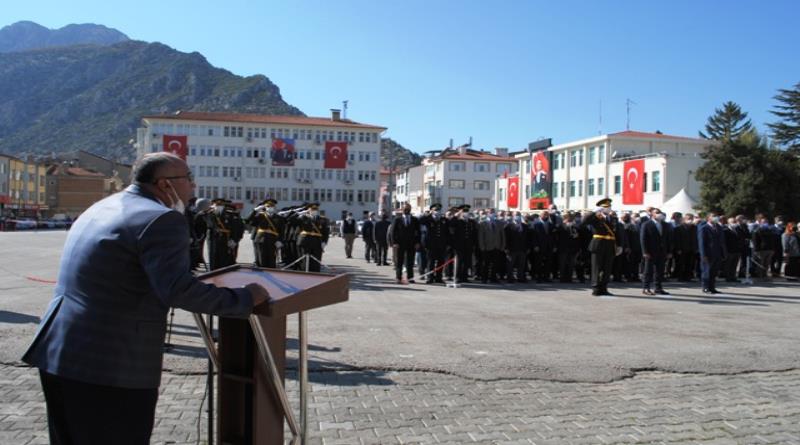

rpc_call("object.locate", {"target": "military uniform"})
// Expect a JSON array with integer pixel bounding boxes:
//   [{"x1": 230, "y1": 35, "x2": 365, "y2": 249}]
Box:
[
  {"x1": 580, "y1": 199, "x2": 621, "y2": 296},
  {"x1": 244, "y1": 199, "x2": 285, "y2": 269},
  {"x1": 295, "y1": 203, "x2": 330, "y2": 272},
  {"x1": 206, "y1": 200, "x2": 245, "y2": 271},
  {"x1": 420, "y1": 204, "x2": 449, "y2": 284},
  {"x1": 451, "y1": 205, "x2": 478, "y2": 282}
]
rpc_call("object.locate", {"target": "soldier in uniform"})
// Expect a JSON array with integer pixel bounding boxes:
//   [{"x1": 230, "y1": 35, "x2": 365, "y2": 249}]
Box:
[
  {"x1": 244, "y1": 198, "x2": 285, "y2": 268},
  {"x1": 420, "y1": 204, "x2": 449, "y2": 284},
  {"x1": 580, "y1": 198, "x2": 622, "y2": 296},
  {"x1": 205, "y1": 199, "x2": 245, "y2": 271},
  {"x1": 452, "y1": 205, "x2": 478, "y2": 282},
  {"x1": 186, "y1": 197, "x2": 210, "y2": 271},
  {"x1": 295, "y1": 202, "x2": 330, "y2": 272}
]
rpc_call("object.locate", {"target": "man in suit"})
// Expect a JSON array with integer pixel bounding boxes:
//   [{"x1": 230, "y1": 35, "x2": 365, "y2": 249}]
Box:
[
  {"x1": 22, "y1": 152, "x2": 269, "y2": 445},
  {"x1": 640, "y1": 208, "x2": 674, "y2": 295},
  {"x1": 373, "y1": 211, "x2": 391, "y2": 266},
  {"x1": 341, "y1": 212, "x2": 357, "y2": 258},
  {"x1": 362, "y1": 212, "x2": 376, "y2": 263},
  {"x1": 698, "y1": 212, "x2": 726, "y2": 294},
  {"x1": 479, "y1": 210, "x2": 506, "y2": 283},
  {"x1": 391, "y1": 203, "x2": 421, "y2": 284}
]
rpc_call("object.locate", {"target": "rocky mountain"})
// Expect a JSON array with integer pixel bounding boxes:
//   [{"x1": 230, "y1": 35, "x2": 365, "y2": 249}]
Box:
[
  {"x1": 381, "y1": 138, "x2": 422, "y2": 171},
  {"x1": 0, "y1": 21, "x2": 129, "y2": 53},
  {"x1": 0, "y1": 39, "x2": 303, "y2": 161}
]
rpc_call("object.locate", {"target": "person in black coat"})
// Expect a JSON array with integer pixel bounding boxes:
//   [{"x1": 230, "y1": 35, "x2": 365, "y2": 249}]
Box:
[
  {"x1": 673, "y1": 215, "x2": 698, "y2": 281},
  {"x1": 420, "y1": 204, "x2": 449, "y2": 284},
  {"x1": 640, "y1": 208, "x2": 674, "y2": 295},
  {"x1": 504, "y1": 212, "x2": 529, "y2": 283},
  {"x1": 621, "y1": 213, "x2": 641, "y2": 282},
  {"x1": 362, "y1": 213, "x2": 376, "y2": 263},
  {"x1": 698, "y1": 214, "x2": 726, "y2": 293},
  {"x1": 390, "y1": 203, "x2": 421, "y2": 283},
  {"x1": 722, "y1": 217, "x2": 743, "y2": 282},
  {"x1": 555, "y1": 212, "x2": 581, "y2": 283},
  {"x1": 373, "y1": 212, "x2": 391, "y2": 266}
]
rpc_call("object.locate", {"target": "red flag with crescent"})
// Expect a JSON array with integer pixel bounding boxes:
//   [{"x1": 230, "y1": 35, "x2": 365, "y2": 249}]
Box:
[
  {"x1": 507, "y1": 176, "x2": 520, "y2": 208},
  {"x1": 163, "y1": 135, "x2": 188, "y2": 160},
  {"x1": 324, "y1": 141, "x2": 348, "y2": 169},
  {"x1": 622, "y1": 159, "x2": 645, "y2": 205}
]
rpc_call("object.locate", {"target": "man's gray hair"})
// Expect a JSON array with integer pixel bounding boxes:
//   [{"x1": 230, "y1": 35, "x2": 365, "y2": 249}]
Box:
[{"x1": 132, "y1": 152, "x2": 182, "y2": 185}]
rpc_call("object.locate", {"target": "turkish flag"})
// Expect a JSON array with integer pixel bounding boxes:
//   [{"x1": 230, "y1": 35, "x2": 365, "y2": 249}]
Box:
[
  {"x1": 324, "y1": 141, "x2": 348, "y2": 169},
  {"x1": 622, "y1": 159, "x2": 645, "y2": 205},
  {"x1": 507, "y1": 176, "x2": 520, "y2": 208},
  {"x1": 163, "y1": 135, "x2": 188, "y2": 160}
]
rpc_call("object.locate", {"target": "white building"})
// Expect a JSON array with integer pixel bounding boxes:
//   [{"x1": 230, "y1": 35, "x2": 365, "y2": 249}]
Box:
[
  {"x1": 395, "y1": 147, "x2": 516, "y2": 214},
  {"x1": 496, "y1": 130, "x2": 713, "y2": 213},
  {"x1": 136, "y1": 110, "x2": 386, "y2": 220}
]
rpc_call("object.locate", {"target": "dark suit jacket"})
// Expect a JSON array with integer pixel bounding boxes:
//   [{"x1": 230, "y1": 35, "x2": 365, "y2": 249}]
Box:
[
  {"x1": 640, "y1": 220, "x2": 673, "y2": 258},
  {"x1": 390, "y1": 214, "x2": 421, "y2": 247},
  {"x1": 22, "y1": 185, "x2": 253, "y2": 389},
  {"x1": 698, "y1": 221, "x2": 726, "y2": 260}
]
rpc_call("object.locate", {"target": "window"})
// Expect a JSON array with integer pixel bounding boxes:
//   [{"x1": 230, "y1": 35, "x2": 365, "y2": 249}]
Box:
[
  {"x1": 552, "y1": 183, "x2": 558, "y2": 198},
  {"x1": 588, "y1": 179, "x2": 595, "y2": 196},
  {"x1": 569, "y1": 181, "x2": 576, "y2": 197},
  {"x1": 474, "y1": 162, "x2": 489, "y2": 172},
  {"x1": 449, "y1": 179, "x2": 465, "y2": 189},
  {"x1": 643, "y1": 172, "x2": 648, "y2": 192},
  {"x1": 473, "y1": 180, "x2": 490, "y2": 190},
  {"x1": 448, "y1": 197, "x2": 465, "y2": 207},
  {"x1": 560, "y1": 182, "x2": 565, "y2": 197},
  {"x1": 496, "y1": 163, "x2": 511, "y2": 175},
  {"x1": 598, "y1": 145, "x2": 605, "y2": 163},
  {"x1": 598, "y1": 177, "x2": 605, "y2": 196},
  {"x1": 553, "y1": 153, "x2": 560, "y2": 170},
  {"x1": 449, "y1": 162, "x2": 465, "y2": 172},
  {"x1": 570, "y1": 150, "x2": 577, "y2": 167},
  {"x1": 614, "y1": 175, "x2": 621, "y2": 194},
  {"x1": 652, "y1": 171, "x2": 661, "y2": 192},
  {"x1": 474, "y1": 198, "x2": 490, "y2": 207},
  {"x1": 578, "y1": 149, "x2": 584, "y2": 166},
  {"x1": 588, "y1": 147, "x2": 596, "y2": 165},
  {"x1": 578, "y1": 180, "x2": 583, "y2": 197}
]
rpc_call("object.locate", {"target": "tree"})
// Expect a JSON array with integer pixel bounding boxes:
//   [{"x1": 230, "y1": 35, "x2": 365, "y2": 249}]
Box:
[
  {"x1": 767, "y1": 81, "x2": 800, "y2": 153},
  {"x1": 696, "y1": 129, "x2": 800, "y2": 219},
  {"x1": 698, "y1": 101, "x2": 753, "y2": 141}
]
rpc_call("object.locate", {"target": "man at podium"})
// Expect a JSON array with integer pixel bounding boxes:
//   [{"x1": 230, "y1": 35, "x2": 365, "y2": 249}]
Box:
[{"x1": 21, "y1": 152, "x2": 269, "y2": 445}]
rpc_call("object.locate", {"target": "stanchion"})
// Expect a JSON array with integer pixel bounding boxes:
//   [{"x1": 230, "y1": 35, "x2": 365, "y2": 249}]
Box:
[
  {"x1": 299, "y1": 255, "x2": 310, "y2": 445},
  {"x1": 446, "y1": 254, "x2": 460, "y2": 288},
  {"x1": 742, "y1": 256, "x2": 754, "y2": 285}
]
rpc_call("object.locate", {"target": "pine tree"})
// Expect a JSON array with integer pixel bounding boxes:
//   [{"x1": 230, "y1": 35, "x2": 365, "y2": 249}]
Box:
[
  {"x1": 767, "y1": 81, "x2": 800, "y2": 153},
  {"x1": 698, "y1": 101, "x2": 753, "y2": 141}
]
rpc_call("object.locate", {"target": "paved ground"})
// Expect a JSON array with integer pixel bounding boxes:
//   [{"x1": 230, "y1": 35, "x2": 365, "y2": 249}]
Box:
[{"x1": 1, "y1": 230, "x2": 800, "y2": 444}]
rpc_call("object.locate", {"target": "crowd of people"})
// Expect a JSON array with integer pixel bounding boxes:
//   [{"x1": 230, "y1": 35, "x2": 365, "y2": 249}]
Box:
[{"x1": 356, "y1": 202, "x2": 800, "y2": 295}]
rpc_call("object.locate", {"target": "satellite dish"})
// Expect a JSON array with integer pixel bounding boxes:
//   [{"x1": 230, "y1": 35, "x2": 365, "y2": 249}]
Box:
[{"x1": 611, "y1": 151, "x2": 618, "y2": 159}]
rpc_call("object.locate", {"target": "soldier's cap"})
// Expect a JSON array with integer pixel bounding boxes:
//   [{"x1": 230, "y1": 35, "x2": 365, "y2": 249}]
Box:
[
  {"x1": 212, "y1": 198, "x2": 232, "y2": 205},
  {"x1": 307, "y1": 202, "x2": 320, "y2": 210},
  {"x1": 430, "y1": 203, "x2": 442, "y2": 211},
  {"x1": 260, "y1": 198, "x2": 278, "y2": 207},
  {"x1": 596, "y1": 198, "x2": 612, "y2": 208},
  {"x1": 459, "y1": 204, "x2": 471, "y2": 212},
  {"x1": 448, "y1": 206, "x2": 460, "y2": 213}
]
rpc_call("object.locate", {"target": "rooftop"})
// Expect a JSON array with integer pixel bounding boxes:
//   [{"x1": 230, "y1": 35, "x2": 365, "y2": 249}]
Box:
[
  {"x1": 430, "y1": 148, "x2": 514, "y2": 162},
  {"x1": 142, "y1": 111, "x2": 387, "y2": 131},
  {"x1": 609, "y1": 130, "x2": 705, "y2": 142}
]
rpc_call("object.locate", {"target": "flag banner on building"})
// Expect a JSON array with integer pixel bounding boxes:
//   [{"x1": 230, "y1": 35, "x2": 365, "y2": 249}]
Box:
[
  {"x1": 507, "y1": 176, "x2": 520, "y2": 208},
  {"x1": 271, "y1": 138, "x2": 295, "y2": 166},
  {"x1": 529, "y1": 150, "x2": 552, "y2": 209},
  {"x1": 162, "y1": 135, "x2": 188, "y2": 160},
  {"x1": 622, "y1": 159, "x2": 645, "y2": 205},
  {"x1": 324, "y1": 141, "x2": 348, "y2": 169}
]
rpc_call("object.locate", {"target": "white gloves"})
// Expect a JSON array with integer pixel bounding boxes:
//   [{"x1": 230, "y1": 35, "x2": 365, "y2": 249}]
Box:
[
  {"x1": 275, "y1": 241, "x2": 283, "y2": 249},
  {"x1": 615, "y1": 246, "x2": 623, "y2": 256}
]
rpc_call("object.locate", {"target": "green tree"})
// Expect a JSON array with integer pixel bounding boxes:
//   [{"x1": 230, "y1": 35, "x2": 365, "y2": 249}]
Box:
[
  {"x1": 767, "y1": 81, "x2": 800, "y2": 153},
  {"x1": 698, "y1": 101, "x2": 753, "y2": 141},
  {"x1": 696, "y1": 129, "x2": 800, "y2": 219}
]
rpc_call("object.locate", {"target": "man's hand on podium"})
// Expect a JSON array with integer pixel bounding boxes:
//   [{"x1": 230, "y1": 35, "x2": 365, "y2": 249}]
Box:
[{"x1": 245, "y1": 283, "x2": 270, "y2": 308}]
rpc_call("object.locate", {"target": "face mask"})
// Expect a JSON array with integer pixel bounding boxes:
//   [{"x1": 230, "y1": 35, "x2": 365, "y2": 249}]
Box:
[
  {"x1": 514, "y1": 216, "x2": 522, "y2": 223},
  {"x1": 166, "y1": 180, "x2": 185, "y2": 214},
  {"x1": 488, "y1": 214, "x2": 496, "y2": 221},
  {"x1": 432, "y1": 212, "x2": 440, "y2": 219},
  {"x1": 711, "y1": 216, "x2": 720, "y2": 224},
  {"x1": 310, "y1": 210, "x2": 319, "y2": 218},
  {"x1": 656, "y1": 213, "x2": 666, "y2": 221}
]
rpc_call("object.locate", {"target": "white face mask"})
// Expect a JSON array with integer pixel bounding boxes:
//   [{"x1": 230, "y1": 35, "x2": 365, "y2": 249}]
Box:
[{"x1": 166, "y1": 180, "x2": 185, "y2": 214}]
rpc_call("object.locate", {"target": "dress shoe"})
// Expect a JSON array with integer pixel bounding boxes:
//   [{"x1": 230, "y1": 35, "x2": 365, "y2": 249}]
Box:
[
  {"x1": 655, "y1": 289, "x2": 670, "y2": 295},
  {"x1": 642, "y1": 289, "x2": 655, "y2": 296},
  {"x1": 702, "y1": 288, "x2": 713, "y2": 294},
  {"x1": 396, "y1": 279, "x2": 403, "y2": 284},
  {"x1": 710, "y1": 289, "x2": 721, "y2": 294},
  {"x1": 407, "y1": 279, "x2": 415, "y2": 284}
]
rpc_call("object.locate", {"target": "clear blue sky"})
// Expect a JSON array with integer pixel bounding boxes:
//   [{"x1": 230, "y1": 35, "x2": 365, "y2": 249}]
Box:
[{"x1": 5, "y1": 1, "x2": 800, "y2": 152}]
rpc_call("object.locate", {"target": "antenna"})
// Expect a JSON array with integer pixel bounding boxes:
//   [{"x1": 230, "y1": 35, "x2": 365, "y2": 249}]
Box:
[
  {"x1": 342, "y1": 100, "x2": 348, "y2": 119},
  {"x1": 626, "y1": 98, "x2": 637, "y2": 130},
  {"x1": 598, "y1": 100, "x2": 603, "y2": 135}
]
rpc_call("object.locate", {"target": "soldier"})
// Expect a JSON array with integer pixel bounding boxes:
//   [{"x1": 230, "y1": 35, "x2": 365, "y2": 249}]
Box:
[
  {"x1": 420, "y1": 204, "x2": 449, "y2": 284},
  {"x1": 479, "y1": 209, "x2": 506, "y2": 283},
  {"x1": 295, "y1": 202, "x2": 330, "y2": 272},
  {"x1": 580, "y1": 198, "x2": 623, "y2": 296},
  {"x1": 245, "y1": 198, "x2": 285, "y2": 268},
  {"x1": 205, "y1": 199, "x2": 245, "y2": 271},
  {"x1": 186, "y1": 197, "x2": 210, "y2": 271},
  {"x1": 452, "y1": 205, "x2": 478, "y2": 282}
]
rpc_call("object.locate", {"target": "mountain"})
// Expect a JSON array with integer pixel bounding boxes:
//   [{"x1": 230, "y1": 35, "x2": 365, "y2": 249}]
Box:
[
  {"x1": 0, "y1": 21, "x2": 129, "y2": 53},
  {"x1": 0, "y1": 39, "x2": 303, "y2": 161},
  {"x1": 381, "y1": 138, "x2": 422, "y2": 171}
]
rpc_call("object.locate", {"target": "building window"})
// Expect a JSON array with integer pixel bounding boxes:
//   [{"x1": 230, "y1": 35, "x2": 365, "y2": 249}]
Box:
[
  {"x1": 614, "y1": 175, "x2": 621, "y2": 194},
  {"x1": 652, "y1": 171, "x2": 661, "y2": 192},
  {"x1": 578, "y1": 149, "x2": 584, "y2": 166},
  {"x1": 588, "y1": 147, "x2": 596, "y2": 165},
  {"x1": 474, "y1": 198, "x2": 490, "y2": 207},
  {"x1": 598, "y1": 145, "x2": 605, "y2": 163},
  {"x1": 474, "y1": 180, "x2": 490, "y2": 190},
  {"x1": 553, "y1": 153, "x2": 560, "y2": 170},
  {"x1": 552, "y1": 183, "x2": 558, "y2": 198},
  {"x1": 643, "y1": 172, "x2": 648, "y2": 192},
  {"x1": 449, "y1": 179, "x2": 465, "y2": 189},
  {"x1": 569, "y1": 181, "x2": 576, "y2": 197},
  {"x1": 449, "y1": 162, "x2": 465, "y2": 172},
  {"x1": 560, "y1": 182, "x2": 565, "y2": 197},
  {"x1": 496, "y1": 163, "x2": 511, "y2": 175},
  {"x1": 598, "y1": 177, "x2": 605, "y2": 196},
  {"x1": 570, "y1": 150, "x2": 577, "y2": 167},
  {"x1": 588, "y1": 178, "x2": 595, "y2": 196},
  {"x1": 474, "y1": 162, "x2": 489, "y2": 172},
  {"x1": 578, "y1": 180, "x2": 583, "y2": 197}
]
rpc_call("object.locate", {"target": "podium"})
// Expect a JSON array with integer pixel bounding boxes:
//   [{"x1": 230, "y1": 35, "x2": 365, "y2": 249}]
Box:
[{"x1": 194, "y1": 264, "x2": 349, "y2": 445}]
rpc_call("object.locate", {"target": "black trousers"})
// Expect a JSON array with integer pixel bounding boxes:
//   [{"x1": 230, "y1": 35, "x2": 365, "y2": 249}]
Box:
[
  {"x1": 674, "y1": 251, "x2": 696, "y2": 281},
  {"x1": 375, "y1": 242, "x2": 389, "y2": 265},
  {"x1": 643, "y1": 255, "x2": 666, "y2": 290},
  {"x1": 591, "y1": 247, "x2": 615, "y2": 292},
  {"x1": 39, "y1": 370, "x2": 159, "y2": 445},
  {"x1": 396, "y1": 245, "x2": 415, "y2": 279},
  {"x1": 364, "y1": 240, "x2": 376, "y2": 261},
  {"x1": 426, "y1": 247, "x2": 446, "y2": 282}
]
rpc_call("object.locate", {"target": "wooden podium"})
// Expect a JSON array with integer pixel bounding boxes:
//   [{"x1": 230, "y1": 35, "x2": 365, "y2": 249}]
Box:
[{"x1": 194, "y1": 264, "x2": 349, "y2": 445}]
